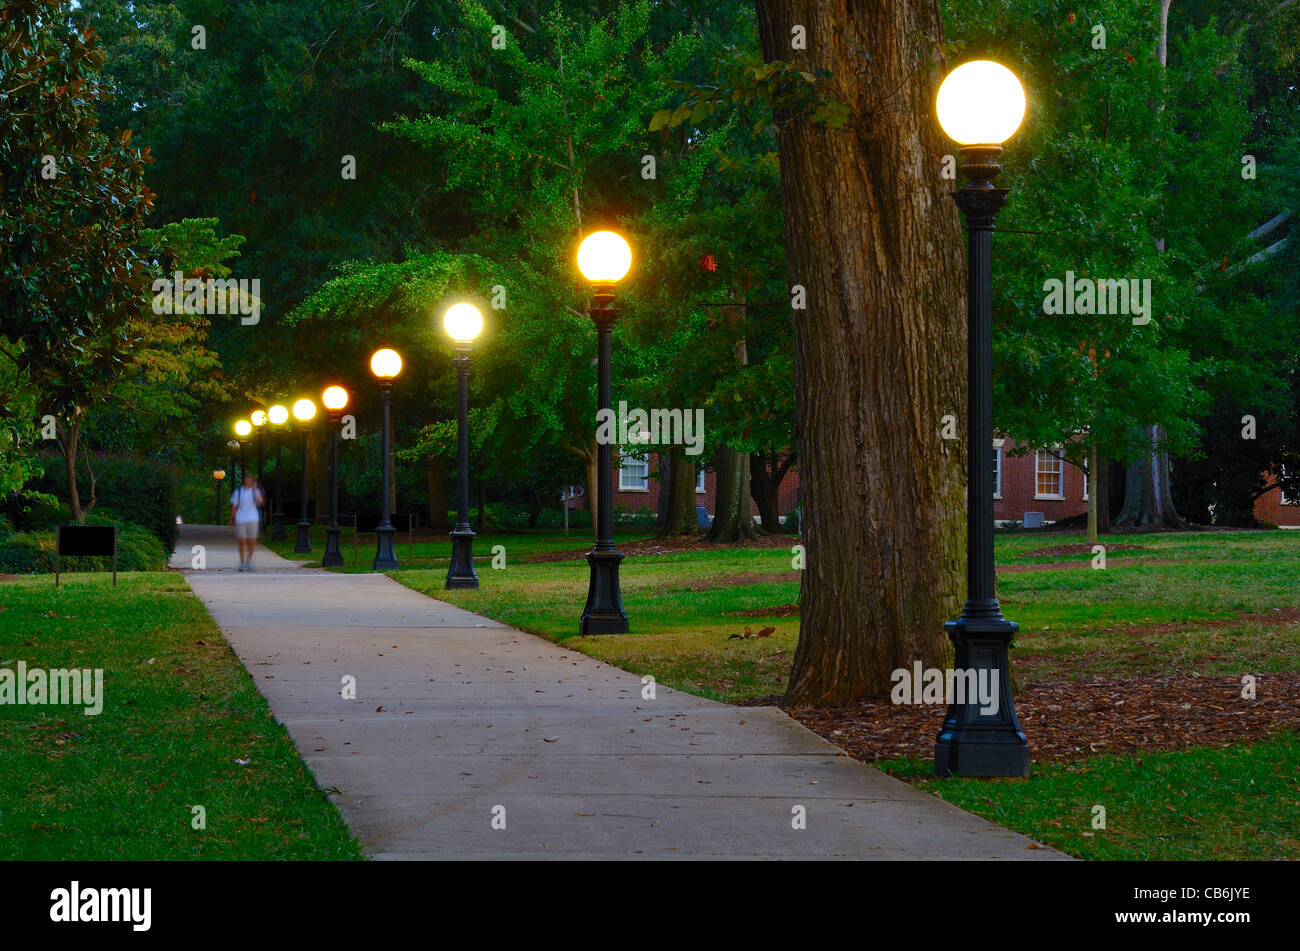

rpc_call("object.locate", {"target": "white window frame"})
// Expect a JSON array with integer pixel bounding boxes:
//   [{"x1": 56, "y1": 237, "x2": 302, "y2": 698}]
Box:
[
  {"x1": 1035, "y1": 449, "x2": 1064, "y2": 500},
  {"x1": 618, "y1": 453, "x2": 650, "y2": 492},
  {"x1": 992, "y1": 440, "x2": 1003, "y2": 499},
  {"x1": 695, "y1": 467, "x2": 706, "y2": 493},
  {"x1": 1282, "y1": 466, "x2": 1295, "y2": 504}
]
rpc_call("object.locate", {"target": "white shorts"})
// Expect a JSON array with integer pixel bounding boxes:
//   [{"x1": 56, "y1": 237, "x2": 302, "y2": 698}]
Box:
[{"x1": 234, "y1": 521, "x2": 259, "y2": 540}]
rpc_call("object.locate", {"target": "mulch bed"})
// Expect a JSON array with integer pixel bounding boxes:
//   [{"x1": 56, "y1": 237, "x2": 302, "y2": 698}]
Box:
[
  {"x1": 1020, "y1": 543, "x2": 1149, "y2": 557},
  {"x1": 783, "y1": 672, "x2": 1300, "y2": 766},
  {"x1": 727, "y1": 603, "x2": 801, "y2": 618},
  {"x1": 522, "y1": 533, "x2": 795, "y2": 564}
]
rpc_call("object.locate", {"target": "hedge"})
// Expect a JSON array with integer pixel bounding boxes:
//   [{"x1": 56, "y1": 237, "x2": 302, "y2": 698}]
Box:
[{"x1": 30, "y1": 453, "x2": 178, "y2": 552}]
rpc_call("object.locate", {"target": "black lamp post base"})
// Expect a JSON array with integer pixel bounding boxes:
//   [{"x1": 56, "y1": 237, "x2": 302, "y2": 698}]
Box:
[
  {"x1": 322, "y1": 526, "x2": 344, "y2": 567},
  {"x1": 294, "y1": 520, "x2": 312, "y2": 553},
  {"x1": 445, "y1": 529, "x2": 479, "y2": 589},
  {"x1": 271, "y1": 513, "x2": 286, "y2": 542},
  {"x1": 579, "y1": 549, "x2": 628, "y2": 635},
  {"x1": 934, "y1": 614, "x2": 1029, "y2": 777},
  {"x1": 373, "y1": 526, "x2": 399, "y2": 571}
]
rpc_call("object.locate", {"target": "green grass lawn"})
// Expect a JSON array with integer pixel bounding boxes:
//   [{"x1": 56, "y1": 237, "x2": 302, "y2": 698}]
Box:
[
  {"x1": 0, "y1": 572, "x2": 361, "y2": 860},
  {"x1": 376, "y1": 526, "x2": 1300, "y2": 860}
]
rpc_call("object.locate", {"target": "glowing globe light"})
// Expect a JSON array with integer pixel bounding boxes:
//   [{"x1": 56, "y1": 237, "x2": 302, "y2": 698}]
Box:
[
  {"x1": 214, "y1": 469, "x2": 226, "y2": 481},
  {"x1": 250, "y1": 410, "x2": 267, "y2": 427},
  {"x1": 577, "y1": 230, "x2": 632, "y2": 283},
  {"x1": 234, "y1": 419, "x2": 252, "y2": 437},
  {"x1": 322, "y1": 385, "x2": 349, "y2": 412},
  {"x1": 292, "y1": 398, "x2": 317, "y2": 422},
  {"x1": 370, "y1": 348, "x2": 402, "y2": 380},
  {"x1": 268, "y1": 404, "x2": 289, "y2": 425},
  {"x1": 936, "y1": 60, "x2": 1026, "y2": 145},
  {"x1": 444, "y1": 302, "x2": 484, "y2": 343}
]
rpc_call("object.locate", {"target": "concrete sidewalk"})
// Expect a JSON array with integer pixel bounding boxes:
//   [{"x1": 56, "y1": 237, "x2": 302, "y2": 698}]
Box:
[{"x1": 173, "y1": 524, "x2": 1067, "y2": 860}]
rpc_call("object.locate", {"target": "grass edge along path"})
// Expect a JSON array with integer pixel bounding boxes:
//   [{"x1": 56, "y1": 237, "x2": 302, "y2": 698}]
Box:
[{"x1": 0, "y1": 571, "x2": 363, "y2": 860}]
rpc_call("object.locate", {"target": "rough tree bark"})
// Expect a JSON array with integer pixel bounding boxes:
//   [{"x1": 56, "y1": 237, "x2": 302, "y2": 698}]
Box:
[
  {"x1": 757, "y1": 0, "x2": 967, "y2": 705},
  {"x1": 750, "y1": 450, "x2": 795, "y2": 532},
  {"x1": 658, "y1": 448, "x2": 701, "y2": 536},
  {"x1": 426, "y1": 455, "x2": 450, "y2": 532},
  {"x1": 1115, "y1": 424, "x2": 1186, "y2": 528},
  {"x1": 708, "y1": 338, "x2": 761, "y2": 542}
]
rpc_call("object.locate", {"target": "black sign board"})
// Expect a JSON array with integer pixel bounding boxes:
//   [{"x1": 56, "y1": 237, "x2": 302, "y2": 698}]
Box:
[{"x1": 55, "y1": 525, "x2": 118, "y2": 587}]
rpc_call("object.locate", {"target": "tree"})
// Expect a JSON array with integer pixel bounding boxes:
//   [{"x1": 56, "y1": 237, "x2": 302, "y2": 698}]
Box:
[{"x1": 754, "y1": 0, "x2": 968, "y2": 704}]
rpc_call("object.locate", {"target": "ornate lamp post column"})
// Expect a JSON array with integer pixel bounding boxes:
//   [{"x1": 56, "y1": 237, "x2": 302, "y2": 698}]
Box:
[
  {"x1": 213, "y1": 469, "x2": 226, "y2": 525},
  {"x1": 268, "y1": 404, "x2": 289, "y2": 540},
  {"x1": 577, "y1": 230, "x2": 632, "y2": 635},
  {"x1": 251, "y1": 409, "x2": 268, "y2": 528},
  {"x1": 321, "y1": 385, "x2": 349, "y2": 567},
  {"x1": 234, "y1": 419, "x2": 251, "y2": 482},
  {"x1": 443, "y1": 302, "x2": 484, "y2": 589},
  {"x1": 934, "y1": 60, "x2": 1030, "y2": 778},
  {"x1": 370, "y1": 348, "x2": 402, "y2": 570},
  {"x1": 292, "y1": 398, "x2": 317, "y2": 553}
]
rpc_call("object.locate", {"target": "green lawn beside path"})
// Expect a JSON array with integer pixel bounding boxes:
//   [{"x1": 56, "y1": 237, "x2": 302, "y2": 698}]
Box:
[{"x1": 0, "y1": 572, "x2": 362, "y2": 860}]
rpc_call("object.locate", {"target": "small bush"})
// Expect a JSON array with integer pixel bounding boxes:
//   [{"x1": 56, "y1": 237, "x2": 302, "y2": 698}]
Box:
[
  {"x1": 31, "y1": 453, "x2": 178, "y2": 552},
  {"x1": 784, "y1": 508, "x2": 800, "y2": 534},
  {"x1": 0, "y1": 512, "x2": 166, "y2": 575}
]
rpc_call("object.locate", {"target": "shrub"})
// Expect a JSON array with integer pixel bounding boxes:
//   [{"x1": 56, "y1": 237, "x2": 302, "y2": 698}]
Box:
[
  {"x1": 0, "y1": 514, "x2": 166, "y2": 575},
  {"x1": 31, "y1": 453, "x2": 178, "y2": 552},
  {"x1": 784, "y1": 508, "x2": 801, "y2": 534}
]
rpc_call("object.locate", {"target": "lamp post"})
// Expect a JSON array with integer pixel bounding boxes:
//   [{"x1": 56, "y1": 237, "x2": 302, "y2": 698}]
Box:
[
  {"x1": 292, "y1": 398, "x2": 317, "y2": 553},
  {"x1": 234, "y1": 419, "x2": 251, "y2": 480},
  {"x1": 933, "y1": 60, "x2": 1030, "y2": 778},
  {"x1": 443, "y1": 303, "x2": 483, "y2": 589},
  {"x1": 268, "y1": 404, "x2": 289, "y2": 540},
  {"x1": 213, "y1": 469, "x2": 226, "y2": 525},
  {"x1": 251, "y1": 409, "x2": 267, "y2": 528},
  {"x1": 321, "y1": 385, "x2": 349, "y2": 567},
  {"x1": 226, "y1": 439, "x2": 240, "y2": 484},
  {"x1": 577, "y1": 230, "x2": 632, "y2": 635},
  {"x1": 370, "y1": 348, "x2": 402, "y2": 570}
]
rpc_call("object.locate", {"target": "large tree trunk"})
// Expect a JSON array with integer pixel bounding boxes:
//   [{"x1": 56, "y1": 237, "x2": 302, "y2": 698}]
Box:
[
  {"x1": 708, "y1": 443, "x2": 761, "y2": 542},
  {"x1": 1115, "y1": 425, "x2": 1186, "y2": 528},
  {"x1": 658, "y1": 448, "x2": 700, "y2": 536},
  {"x1": 757, "y1": 0, "x2": 967, "y2": 705},
  {"x1": 1095, "y1": 453, "x2": 1112, "y2": 534},
  {"x1": 426, "y1": 455, "x2": 451, "y2": 532},
  {"x1": 750, "y1": 450, "x2": 794, "y2": 533}
]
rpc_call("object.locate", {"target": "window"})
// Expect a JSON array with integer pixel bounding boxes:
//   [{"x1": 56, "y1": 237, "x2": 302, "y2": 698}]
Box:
[
  {"x1": 1082, "y1": 466, "x2": 1089, "y2": 501},
  {"x1": 1035, "y1": 450, "x2": 1063, "y2": 498},
  {"x1": 993, "y1": 445, "x2": 1002, "y2": 499},
  {"x1": 619, "y1": 454, "x2": 649, "y2": 491},
  {"x1": 696, "y1": 467, "x2": 706, "y2": 493},
  {"x1": 1282, "y1": 466, "x2": 1295, "y2": 504}
]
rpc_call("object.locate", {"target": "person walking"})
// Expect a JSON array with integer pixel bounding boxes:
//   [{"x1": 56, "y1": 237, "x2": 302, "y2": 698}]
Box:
[{"x1": 229, "y1": 474, "x2": 266, "y2": 571}]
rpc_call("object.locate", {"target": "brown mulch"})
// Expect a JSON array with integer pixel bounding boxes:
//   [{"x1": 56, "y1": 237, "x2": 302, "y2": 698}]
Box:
[
  {"x1": 522, "y1": 533, "x2": 795, "y2": 564},
  {"x1": 727, "y1": 603, "x2": 801, "y2": 618},
  {"x1": 669, "y1": 571, "x2": 794, "y2": 593},
  {"x1": 1021, "y1": 543, "x2": 1149, "y2": 557},
  {"x1": 785, "y1": 673, "x2": 1300, "y2": 765}
]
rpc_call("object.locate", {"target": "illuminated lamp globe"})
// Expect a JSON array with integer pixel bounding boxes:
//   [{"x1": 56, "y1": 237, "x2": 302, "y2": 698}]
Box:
[
  {"x1": 250, "y1": 410, "x2": 267, "y2": 427},
  {"x1": 370, "y1": 348, "x2": 402, "y2": 380},
  {"x1": 935, "y1": 60, "x2": 1026, "y2": 145},
  {"x1": 214, "y1": 469, "x2": 226, "y2": 481},
  {"x1": 268, "y1": 404, "x2": 289, "y2": 425},
  {"x1": 322, "y1": 385, "x2": 349, "y2": 412},
  {"x1": 577, "y1": 231, "x2": 632, "y2": 283},
  {"x1": 444, "y1": 302, "x2": 484, "y2": 343},
  {"x1": 292, "y1": 398, "x2": 317, "y2": 422},
  {"x1": 234, "y1": 419, "x2": 252, "y2": 437}
]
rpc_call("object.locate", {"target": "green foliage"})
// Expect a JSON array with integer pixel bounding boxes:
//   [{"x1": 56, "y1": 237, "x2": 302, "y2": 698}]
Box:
[
  {"x1": 0, "y1": 511, "x2": 166, "y2": 574},
  {"x1": 29, "y1": 453, "x2": 178, "y2": 552}
]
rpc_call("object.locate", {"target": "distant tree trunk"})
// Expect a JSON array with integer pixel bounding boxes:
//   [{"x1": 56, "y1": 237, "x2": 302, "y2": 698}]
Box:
[
  {"x1": 426, "y1": 455, "x2": 450, "y2": 532},
  {"x1": 708, "y1": 444, "x2": 760, "y2": 541},
  {"x1": 750, "y1": 450, "x2": 794, "y2": 533},
  {"x1": 757, "y1": 0, "x2": 966, "y2": 705},
  {"x1": 709, "y1": 337, "x2": 761, "y2": 543},
  {"x1": 583, "y1": 446, "x2": 598, "y2": 541},
  {"x1": 59, "y1": 414, "x2": 91, "y2": 523},
  {"x1": 1095, "y1": 454, "x2": 1112, "y2": 533},
  {"x1": 1087, "y1": 443, "x2": 1099, "y2": 544},
  {"x1": 1115, "y1": 424, "x2": 1186, "y2": 528},
  {"x1": 658, "y1": 447, "x2": 700, "y2": 536}
]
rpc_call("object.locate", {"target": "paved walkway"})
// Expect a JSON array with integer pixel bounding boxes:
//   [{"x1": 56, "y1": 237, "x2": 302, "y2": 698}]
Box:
[{"x1": 172, "y1": 524, "x2": 1066, "y2": 860}]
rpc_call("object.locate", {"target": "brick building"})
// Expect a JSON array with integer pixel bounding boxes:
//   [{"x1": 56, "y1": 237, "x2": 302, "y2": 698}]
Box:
[
  {"x1": 1253, "y1": 474, "x2": 1300, "y2": 527},
  {"x1": 993, "y1": 437, "x2": 1090, "y2": 526}
]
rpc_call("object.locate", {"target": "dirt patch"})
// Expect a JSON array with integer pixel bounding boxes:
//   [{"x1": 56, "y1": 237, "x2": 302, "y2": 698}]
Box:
[
  {"x1": 522, "y1": 533, "x2": 796, "y2": 564},
  {"x1": 666, "y1": 571, "x2": 795, "y2": 593},
  {"x1": 786, "y1": 672, "x2": 1300, "y2": 766},
  {"x1": 1023, "y1": 606, "x2": 1300, "y2": 643},
  {"x1": 725, "y1": 603, "x2": 801, "y2": 618},
  {"x1": 1021, "y1": 543, "x2": 1150, "y2": 557}
]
